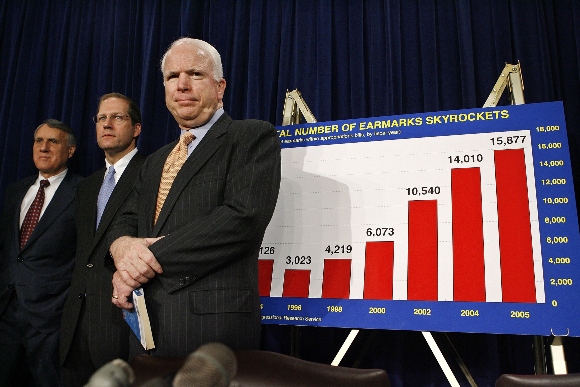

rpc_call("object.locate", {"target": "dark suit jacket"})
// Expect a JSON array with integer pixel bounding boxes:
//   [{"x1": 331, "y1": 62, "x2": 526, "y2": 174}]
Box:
[
  {"x1": 60, "y1": 152, "x2": 145, "y2": 367},
  {"x1": 0, "y1": 170, "x2": 82, "y2": 334},
  {"x1": 110, "y1": 113, "x2": 281, "y2": 356}
]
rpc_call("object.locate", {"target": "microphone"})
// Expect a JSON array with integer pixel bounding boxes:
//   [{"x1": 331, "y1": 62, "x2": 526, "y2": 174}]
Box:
[
  {"x1": 172, "y1": 342, "x2": 237, "y2": 387},
  {"x1": 84, "y1": 358, "x2": 135, "y2": 387},
  {"x1": 141, "y1": 342, "x2": 237, "y2": 387}
]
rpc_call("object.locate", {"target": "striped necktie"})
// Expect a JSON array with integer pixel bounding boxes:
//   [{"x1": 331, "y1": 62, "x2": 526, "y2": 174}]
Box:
[{"x1": 155, "y1": 132, "x2": 195, "y2": 224}]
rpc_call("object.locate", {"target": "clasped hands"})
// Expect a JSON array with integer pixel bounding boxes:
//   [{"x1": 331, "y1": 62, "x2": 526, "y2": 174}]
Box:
[{"x1": 110, "y1": 236, "x2": 164, "y2": 310}]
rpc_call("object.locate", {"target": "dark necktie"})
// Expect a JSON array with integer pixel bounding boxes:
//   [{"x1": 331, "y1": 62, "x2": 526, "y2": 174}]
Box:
[
  {"x1": 96, "y1": 166, "x2": 116, "y2": 229},
  {"x1": 20, "y1": 179, "x2": 50, "y2": 250}
]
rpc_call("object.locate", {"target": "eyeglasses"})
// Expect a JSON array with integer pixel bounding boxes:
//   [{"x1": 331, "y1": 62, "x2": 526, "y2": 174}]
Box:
[{"x1": 92, "y1": 114, "x2": 131, "y2": 124}]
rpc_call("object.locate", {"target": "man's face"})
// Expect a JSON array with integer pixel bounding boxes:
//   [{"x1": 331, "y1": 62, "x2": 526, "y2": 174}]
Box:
[
  {"x1": 33, "y1": 124, "x2": 75, "y2": 178},
  {"x1": 95, "y1": 97, "x2": 141, "y2": 158},
  {"x1": 163, "y1": 43, "x2": 226, "y2": 129}
]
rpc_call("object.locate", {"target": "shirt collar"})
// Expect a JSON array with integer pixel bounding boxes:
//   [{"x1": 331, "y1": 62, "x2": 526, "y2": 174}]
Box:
[
  {"x1": 180, "y1": 108, "x2": 224, "y2": 138},
  {"x1": 37, "y1": 168, "x2": 67, "y2": 185},
  {"x1": 104, "y1": 147, "x2": 139, "y2": 182}
]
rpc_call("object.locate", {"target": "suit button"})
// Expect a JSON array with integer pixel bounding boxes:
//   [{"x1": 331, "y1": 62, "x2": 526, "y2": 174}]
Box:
[
  {"x1": 16, "y1": 258, "x2": 22, "y2": 263},
  {"x1": 179, "y1": 279, "x2": 185, "y2": 286},
  {"x1": 185, "y1": 276, "x2": 190, "y2": 283},
  {"x1": 78, "y1": 294, "x2": 83, "y2": 299},
  {"x1": 87, "y1": 264, "x2": 93, "y2": 268}
]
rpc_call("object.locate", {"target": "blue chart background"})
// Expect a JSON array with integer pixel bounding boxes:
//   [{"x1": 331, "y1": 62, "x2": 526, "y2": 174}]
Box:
[{"x1": 260, "y1": 101, "x2": 580, "y2": 337}]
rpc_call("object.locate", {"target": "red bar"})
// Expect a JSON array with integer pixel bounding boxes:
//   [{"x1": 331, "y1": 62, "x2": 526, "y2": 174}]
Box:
[
  {"x1": 282, "y1": 270, "x2": 311, "y2": 298},
  {"x1": 363, "y1": 242, "x2": 394, "y2": 300},
  {"x1": 322, "y1": 259, "x2": 351, "y2": 299},
  {"x1": 408, "y1": 200, "x2": 438, "y2": 300},
  {"x1": 258, "y1": 259, "x2": 274, "y2": 297},
  {"x1": 494, "y1": 149, "x2": 536, "y2": 302},
  {"x1": 451, "y1": 168, "x2": 486, "y2": 301}
]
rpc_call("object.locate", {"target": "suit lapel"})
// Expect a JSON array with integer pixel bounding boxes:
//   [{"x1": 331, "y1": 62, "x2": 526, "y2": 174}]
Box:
[
  {"x1": 22, "y1": 171, "x2": 76, "y2": 250},
  {"x1": 152, "y1": 114, "x2": 231, "y2": 235},
  {"x1": 87, "y1": 168, "x2": 105, "y2": 233},
  {"x1": 10, "y1": 176, "x2": 36, "y2": 251},
  {"x1": 76, "y1": 171, "x2": 102, "y2": 264}
]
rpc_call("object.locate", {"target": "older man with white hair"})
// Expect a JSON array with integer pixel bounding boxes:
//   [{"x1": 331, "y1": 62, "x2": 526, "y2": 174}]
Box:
[{"x1": 109, "y1": 37, "x2": 281, "y2": 357}]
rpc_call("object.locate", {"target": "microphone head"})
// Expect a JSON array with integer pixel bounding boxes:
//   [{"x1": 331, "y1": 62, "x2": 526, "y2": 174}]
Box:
[
  {"x1": 84, "y1": 358, "x2": 135, "y2": 387},
  {"x1": 172, "y1": 342, "x2": 237, "y2": 387},
  {"x1": 140, "y1": 376, "x2": 172, "y2": 387}
]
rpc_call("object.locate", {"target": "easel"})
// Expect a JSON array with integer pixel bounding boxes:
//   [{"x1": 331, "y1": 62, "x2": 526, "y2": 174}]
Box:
[
  {"x1": 279, "y1": 63, "x2": 567, "y2": 384},
  {"x1": 482, "y1": 63, "x2": 568, "y2": 377}
]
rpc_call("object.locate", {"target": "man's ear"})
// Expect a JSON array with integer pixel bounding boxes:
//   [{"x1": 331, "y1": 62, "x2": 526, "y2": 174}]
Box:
[{"x1": 133, "y1": 123, "x2": 142, "y2": 138}]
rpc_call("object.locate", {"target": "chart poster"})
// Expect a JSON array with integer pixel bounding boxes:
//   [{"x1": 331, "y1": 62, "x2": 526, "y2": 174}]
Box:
[{"x1": 259, "y1": 101, "x2": 580, "y2": 336}]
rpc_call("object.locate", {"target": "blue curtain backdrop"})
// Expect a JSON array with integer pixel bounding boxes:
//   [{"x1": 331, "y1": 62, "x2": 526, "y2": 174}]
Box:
[{"x1": 1, "y1": 0, "x2": 580, "y2": 385}]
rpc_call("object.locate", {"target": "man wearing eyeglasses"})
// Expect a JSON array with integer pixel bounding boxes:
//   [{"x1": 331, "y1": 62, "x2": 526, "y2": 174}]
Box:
[{"x1": 60, "y1": 93, "x2": 145, "y2": 386}]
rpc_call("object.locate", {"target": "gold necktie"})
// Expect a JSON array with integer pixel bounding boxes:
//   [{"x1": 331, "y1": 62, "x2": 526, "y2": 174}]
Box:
[{"x1": 155, "y1": 131, "x2": 195, "y2": 224}]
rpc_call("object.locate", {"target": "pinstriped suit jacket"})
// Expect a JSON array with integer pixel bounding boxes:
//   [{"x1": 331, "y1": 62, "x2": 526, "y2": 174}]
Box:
[
  {"x1": 60, "y1": 153, "x2": 145, "y2": 367},
  {"x1": 110, "y1": 113, "x2": 281, "y2": 356}
]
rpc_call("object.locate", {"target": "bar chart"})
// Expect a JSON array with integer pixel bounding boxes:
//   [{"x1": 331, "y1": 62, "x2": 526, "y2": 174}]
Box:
[
  {"x1": 260, "y1": 102, "x2": 580, "y2": 336},
  {"x1": 261, "y1": 130, "x2": 544, "y2": 303}
]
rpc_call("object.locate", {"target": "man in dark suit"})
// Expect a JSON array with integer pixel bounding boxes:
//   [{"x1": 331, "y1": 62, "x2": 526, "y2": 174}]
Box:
[
  {"x1": 60, "y1": 93, "x2": 145, "y2": 386},
  {"x1": 109, "y1": 37, "x2": 281, "y2": 357},
  {"x1": 0, "y1": 119, "x2": 81, "y2": 387}
]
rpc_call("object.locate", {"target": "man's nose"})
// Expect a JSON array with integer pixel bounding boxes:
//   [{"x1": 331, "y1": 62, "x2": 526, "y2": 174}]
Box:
[{"x1": 177, "y1": 73, "x2": 191, "y2": 90}]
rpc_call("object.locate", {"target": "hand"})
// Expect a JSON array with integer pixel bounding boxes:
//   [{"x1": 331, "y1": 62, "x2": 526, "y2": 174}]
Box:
[
  {"x1": 110, "y1": 236, "x2": 164, "y2": 287},
  {"x1": 112, "y1": 270, "x2": 136, "y2": 310}
]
